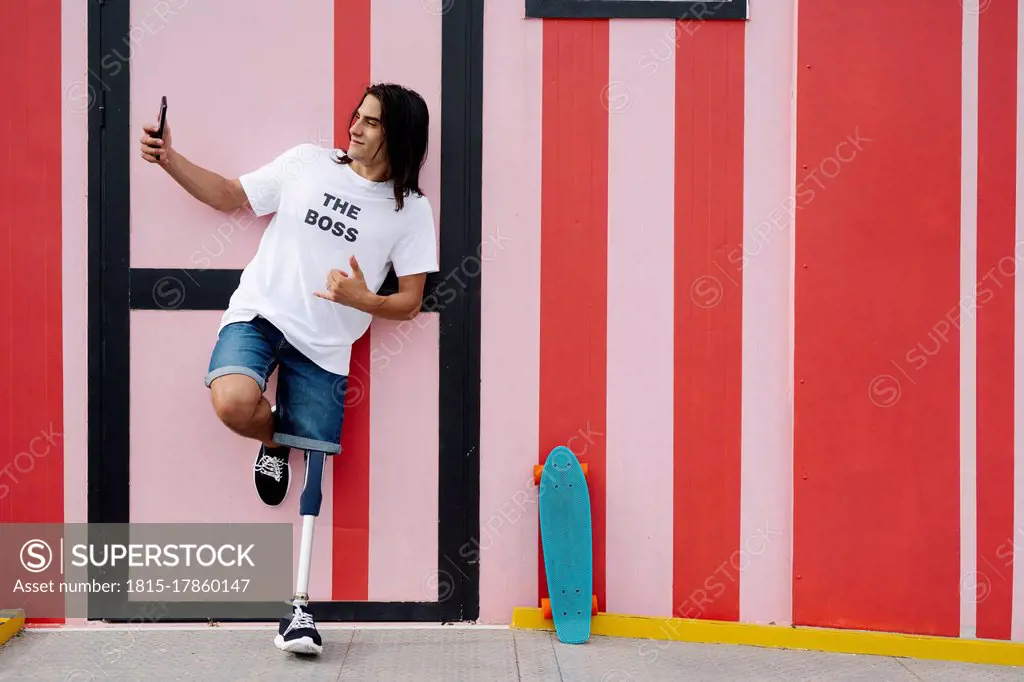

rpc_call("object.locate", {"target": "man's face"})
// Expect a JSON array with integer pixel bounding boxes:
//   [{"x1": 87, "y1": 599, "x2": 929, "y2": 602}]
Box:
[{"x1": 347, "y1": 95, "x2": 386, "y2": 165}]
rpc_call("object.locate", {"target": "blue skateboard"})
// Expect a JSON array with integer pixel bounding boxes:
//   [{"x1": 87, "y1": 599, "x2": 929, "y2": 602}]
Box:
[{"x1": 536, "y1": 446, "x2": 596, "y2": 644}]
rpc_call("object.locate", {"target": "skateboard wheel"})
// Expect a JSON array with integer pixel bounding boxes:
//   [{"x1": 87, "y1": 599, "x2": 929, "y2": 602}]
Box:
[
  {"x1": 536, "y1": 463, "x2": 589, "y2": 484},
  {"x1": 541, "y1": 598, "x2": 552, "y2": 620},
  {"x1": 592, "y1": 595, "x2": 598, "y2": 615}
]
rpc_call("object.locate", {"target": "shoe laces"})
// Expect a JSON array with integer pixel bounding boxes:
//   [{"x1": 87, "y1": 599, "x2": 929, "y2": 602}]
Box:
[
  {"x1": 255, "y1": 454, "x2": 285, "y2": 482},
  {"x1": 290, "y1": 606, "x2": 315, "y2": 630}
]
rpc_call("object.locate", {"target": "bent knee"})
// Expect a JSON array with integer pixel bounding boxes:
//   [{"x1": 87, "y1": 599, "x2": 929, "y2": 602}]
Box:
[{"x1": 210, "y1": 376, "x2": 261, "y2": 429}]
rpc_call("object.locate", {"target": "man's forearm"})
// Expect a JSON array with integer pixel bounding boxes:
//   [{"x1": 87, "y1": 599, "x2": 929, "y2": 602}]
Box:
[
  {"x1": 164, "y1": 149, "x2": 238, "y2": 211},
  {"x1": 354, "y1": 290, "x2": 421, "y2": 320}
]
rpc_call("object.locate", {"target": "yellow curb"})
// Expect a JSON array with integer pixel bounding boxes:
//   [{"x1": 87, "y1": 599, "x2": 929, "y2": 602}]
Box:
[
  {"x1": 511, "y1": 607, "x2": 1024, "y2": 667},
  {"x1": 0, "y1": 610, "x2": 25, "y2": 647}
]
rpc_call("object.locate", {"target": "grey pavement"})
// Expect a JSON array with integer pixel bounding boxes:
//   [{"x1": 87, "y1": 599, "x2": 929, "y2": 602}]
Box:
[{"x1": 1, "y1": 627, "x2": 1022, "y2": 681}]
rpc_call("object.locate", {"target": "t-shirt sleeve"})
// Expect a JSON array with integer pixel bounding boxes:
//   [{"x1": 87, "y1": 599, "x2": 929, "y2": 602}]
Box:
[
  {"x1": 390, "y1": 202, "x2": 440, "y2": 277},
  {"x1": 238, "y1": 144, "x2": 313, "y2": 217}
]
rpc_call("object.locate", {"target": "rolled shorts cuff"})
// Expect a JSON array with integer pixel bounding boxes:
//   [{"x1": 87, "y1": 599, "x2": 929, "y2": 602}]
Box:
[
  {"x1": 273, "y1": 432, "x2": 342, "y2": 455},
  {"x1": 204, "y1": 366, "x2": 268, "y2": 392}
]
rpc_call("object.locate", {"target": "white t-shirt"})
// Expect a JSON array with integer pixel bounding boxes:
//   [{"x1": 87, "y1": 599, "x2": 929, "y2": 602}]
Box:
[{"x1": 222, "y1": 143, "x2": 439, "y2": 376}]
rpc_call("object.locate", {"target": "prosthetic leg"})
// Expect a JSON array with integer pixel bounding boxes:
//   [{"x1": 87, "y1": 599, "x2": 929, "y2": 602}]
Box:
[
  {"x1": 274, "y1": 449, "x2": 327, "y2": 655},
  {"x1": 294, "y1": 449, "x2": 326, "y2": 603}
]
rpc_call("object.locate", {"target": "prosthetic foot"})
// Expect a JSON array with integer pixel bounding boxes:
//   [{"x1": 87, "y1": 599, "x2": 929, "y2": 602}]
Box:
[{"x1": 275, "y1": 450, "x2": 326, "y2": 655}]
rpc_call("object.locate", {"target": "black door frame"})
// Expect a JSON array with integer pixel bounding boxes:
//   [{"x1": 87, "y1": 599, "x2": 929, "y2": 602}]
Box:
[
  {"x1": 87, "y1": 0, "x2": 482, "y2": 623},
  {"x1": 525, "y1": 0, "x2": 749, "y2": 19}
]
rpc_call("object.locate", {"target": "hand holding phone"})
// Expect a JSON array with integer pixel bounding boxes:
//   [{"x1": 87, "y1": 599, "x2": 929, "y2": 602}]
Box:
[
  {"x1": 140, "y1": 96, "x2": 170, "y2": 165},
  {"x1": 154, "y1": 96, "x2": 167, "y2": 139}
]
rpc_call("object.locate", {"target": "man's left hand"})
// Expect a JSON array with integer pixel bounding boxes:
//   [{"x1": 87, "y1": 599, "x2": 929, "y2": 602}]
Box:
[{"x1": 315, "y1": 255, "x2": 378, "y2": 310}]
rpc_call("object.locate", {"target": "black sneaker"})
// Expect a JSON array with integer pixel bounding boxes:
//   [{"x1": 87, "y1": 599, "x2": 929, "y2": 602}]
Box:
[
  {"x1": 274, "y1": 602, "x2": 322, "y2": 655},
  {"x1": 253, "y1": 443, "x2": 291, "y2": 506}
]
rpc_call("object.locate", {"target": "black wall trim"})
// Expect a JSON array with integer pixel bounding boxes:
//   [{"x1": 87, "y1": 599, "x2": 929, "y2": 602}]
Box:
[
  {"x1": 130, "y1": 268, "x2": 444, "y2": 312},
  {"x1": 88, "y1": 0, "x2": 131, "y2": 527},
  {"x1": 130, "y1": 268, "x2": 240, "y2": 311},
  {"x1": 525, "y1": 0, "x2": 749, "y2": 20},
  {"x1": 88, "y1": 0, "x2": 483, "y2": 623},
  {"x1": 437, "y1": 0, "x2": 483, "y2": 623}
]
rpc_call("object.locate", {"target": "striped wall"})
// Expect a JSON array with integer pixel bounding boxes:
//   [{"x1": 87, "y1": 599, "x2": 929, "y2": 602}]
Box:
[
  {"x1": 2, "y1": 0, "x2": 1024, "y2": 642},
  {"x1": 478, "y1": 0, "x2": 1024, "y2": 642}
]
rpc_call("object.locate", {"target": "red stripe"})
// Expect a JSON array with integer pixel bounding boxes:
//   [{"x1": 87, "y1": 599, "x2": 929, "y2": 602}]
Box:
[
  {"x1": 0, "y1": 3, "x2": 64, "y2": 523},
  {"x1": 672, "y1": 21, "x2": 745, "y2": 622},
  {"x1": 793, "y1": 3, "x2": 961, "y2": 636},
  {"x1": 331, "y1": 0, "x2": 372, "y2": 601},
  {"x1": 334, "y1": 0, "x2": 372, "y2": 150},
  {"x1": 975, "y1": 0, "x2": 1018, "y2": 641},
  {"x1": 538, "y1": 18, "x2": 609, "y2": 611},
  {"x1": 0, "y1": 0, "x2": 64, "y2": 625}
]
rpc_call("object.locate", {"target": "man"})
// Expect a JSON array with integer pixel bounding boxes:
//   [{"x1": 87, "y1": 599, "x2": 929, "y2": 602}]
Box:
[{"x1": 139, "y1": 83, "x2": 438, "y2": 655}]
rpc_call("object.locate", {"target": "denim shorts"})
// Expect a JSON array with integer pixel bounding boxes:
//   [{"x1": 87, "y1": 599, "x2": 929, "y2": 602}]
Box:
[{"x1": 203, "y1": 316, "x2": 347, "y2": 454}]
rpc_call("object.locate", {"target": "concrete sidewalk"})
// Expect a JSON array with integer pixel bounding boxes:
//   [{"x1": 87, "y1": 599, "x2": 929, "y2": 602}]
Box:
[{"x1": 1, "y1": 626, "x2": 1022, "y2": 681}]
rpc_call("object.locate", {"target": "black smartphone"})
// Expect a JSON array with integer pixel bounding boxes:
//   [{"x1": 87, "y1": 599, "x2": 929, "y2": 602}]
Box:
[{"x1": 154, "y1": 96, "x2": 167, "y2": 139}]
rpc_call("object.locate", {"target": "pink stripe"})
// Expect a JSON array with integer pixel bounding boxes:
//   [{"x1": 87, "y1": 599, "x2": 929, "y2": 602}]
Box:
[
  {"x1": 128, "y1": 312, "x2": 335, "y2": 598},
  {"x1": 1012, "y1": 0, "x2": 1024, "y2": 642},
  {"x1": 605, "y1": 18, "x2": 675, "y2": 618},
  {"x1": 370, "y1": 0, "x2": 442, "y2": 234},
  {"x1": 62, "y1": 0, "x2": 90, "y2": 625},
  {"x1": 476, "y1": 0, "x2": 543, "y2": 623},
  {"x1": 738, "y1": 1, "x2": 797, "y2": 626},
  {"x1": 366, "y1": 317, "x2": 440, "y2": 600},
  {"x1": 62, "y1": 0, "x2": 89, "y2": 528},
  {"x1": 961, "y1": 1, "x2": 980, "y2": 639},
  {"x1": 365, "y1": 0, "x2": 443, "y2": 601},
  {"x1": 128, "y1": 0, "x2": 335, "y2": 269}
]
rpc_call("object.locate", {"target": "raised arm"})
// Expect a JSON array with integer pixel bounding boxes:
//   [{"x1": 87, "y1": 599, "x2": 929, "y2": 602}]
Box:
[{"x1": 140, "y1": 121, "x2": 249, "y2": 212}]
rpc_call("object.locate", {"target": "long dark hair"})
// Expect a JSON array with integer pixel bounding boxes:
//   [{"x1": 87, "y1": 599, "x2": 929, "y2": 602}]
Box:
[{"x1": 334, "y1": 83, "x2": 429, "y2": 211}]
